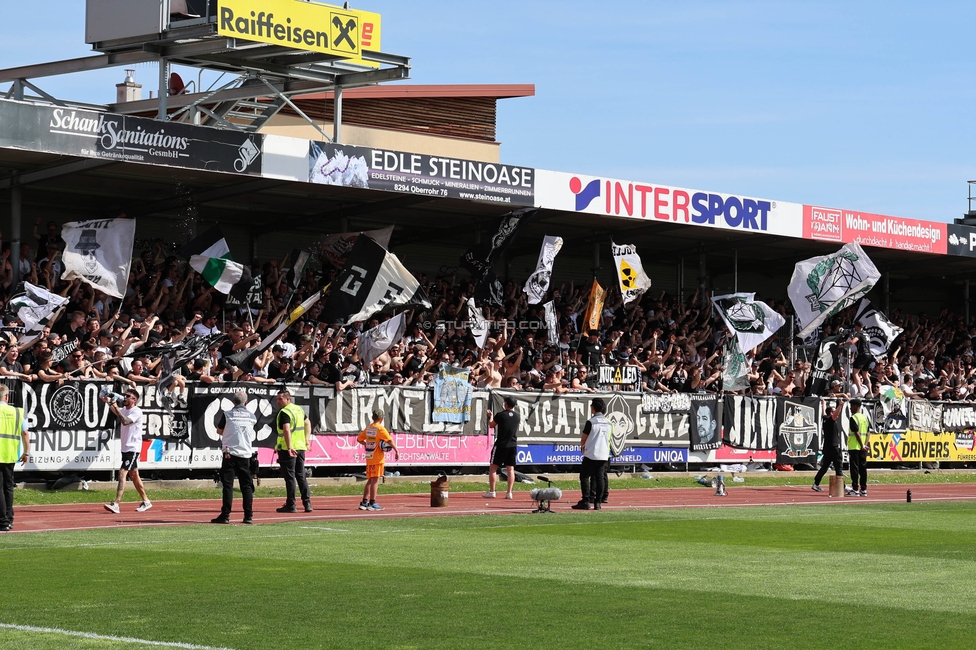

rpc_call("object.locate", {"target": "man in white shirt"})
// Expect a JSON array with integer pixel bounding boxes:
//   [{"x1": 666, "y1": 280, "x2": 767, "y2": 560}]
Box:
[
  {"x1": 212, "y1": 392, "x2": 258, "y2": 525},
  {"x1": 572, "y1": 397, "x2": 612, "y2": 511},
  {"x1": 102, "y1": 389, "x2": 152, "y2": 514}
]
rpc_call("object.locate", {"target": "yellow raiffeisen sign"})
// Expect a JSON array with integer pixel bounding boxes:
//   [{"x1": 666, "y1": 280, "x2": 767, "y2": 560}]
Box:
[{"x1": 217, "y1": 0, "x2": 382, "y2": 66}]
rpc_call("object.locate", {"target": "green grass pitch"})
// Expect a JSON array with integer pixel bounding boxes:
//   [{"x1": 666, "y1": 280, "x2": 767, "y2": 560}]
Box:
[{"x1": 1, "y1": 502, "x2": 975, "y2": 649}]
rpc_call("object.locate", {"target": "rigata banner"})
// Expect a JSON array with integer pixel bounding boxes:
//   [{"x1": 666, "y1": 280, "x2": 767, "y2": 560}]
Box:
[
  {"x1": 0, "y1": 100, "x2": 263, "y2": 175},
  {"x1": 309, "y1": 141, "x2": 535, "y2": 205}
]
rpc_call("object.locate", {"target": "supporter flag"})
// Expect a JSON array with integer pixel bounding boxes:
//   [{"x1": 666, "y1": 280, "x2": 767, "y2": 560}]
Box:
[
  {"x1": 358, "y1": 312, "x2": 408, "y2": 365},
  {"x1": 318, "y1": 225, "x2": 394, "y2": 268},
  {"x1": 805, "y1": 333, "x2": 845, "y2": 396},
  {"x1": 226, "y1": 287, "x2": 328, "y2": 370},
  {"x1": 286, "y1": 249, "x2": 312, "y2": 290},
  {"x1": 854, "y1": 299, "x2": 903, "y2": 358},
  {"x1": 611, "y1": 242, "x2": 652, "y2": 304},
  {"x1": 148, "y1": 334, "x2": 223, "y2": 413},
  {"x1": 711, "y1": 292, "x2": 785, "y2": 354},
  {"x1": 467, "y1": 297, "x2": 489, "y2": 349},
  {"x1": 61, "y1": 218, "x2": 136, "y2": 299},
  {"x1": 319, "y1": 236, "x2": 430, "y2": 325},
  {"x1": 189, "y1": 255, "x2": 253, "y2": 302},
  {"x1": 524, "y1": 236, "x2": 563, "y2": 304},
  {"x1": 722, "y1": 336, "x2": 750, "y2": 391},
  {"x1": 8, "y1": 282, "x2": 69, "y2": 344},
  {"x1": 542, "y1": 300, "x2": 559, "y2": 346},
  {"x1": 583, "y1": 279, "x2": 606, "y2": 334},
  {"x1": 788, "y1": 242, "x2": 881, "y2": 338},
  {"x1": 178, "y1": 226, "x2": 231, "y2": 261},
  {"x1": 460, "y1": 207, "x2": 538, "y2": 280}
]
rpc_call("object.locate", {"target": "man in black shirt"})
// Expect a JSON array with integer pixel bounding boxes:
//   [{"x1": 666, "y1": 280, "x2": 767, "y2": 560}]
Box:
[
  {"x1": 813, "y1": 398, "x2": 845, "y2": 492},
  {"x1": 484, "y1": 396, "x2": 520, "y2": 499},
  {"x1": 578, "y1": 332, "x2": 603, "y2": 367}
]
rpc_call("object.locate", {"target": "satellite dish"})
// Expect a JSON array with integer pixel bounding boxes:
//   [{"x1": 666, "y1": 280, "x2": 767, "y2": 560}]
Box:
[{"x1": 168, "y1": 72, "x2": 186, "y2": 96}]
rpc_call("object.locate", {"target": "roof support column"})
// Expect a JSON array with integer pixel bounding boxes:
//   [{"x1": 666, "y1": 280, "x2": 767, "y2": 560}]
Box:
[
  {"x1": 965, "y1": 279, "x2": 970, "y2": 326},
  {"x1": 10, "y1": 174, "x2": 21, "y2": 286},
  {"x1": 733, "y1": 249, "x2": 738, "y2": 293},
  {"x1": 334, "y1": 86, "x2": 343, "y2": 142},
  {"x1": 157, "y1": 58, "x2": 169, "y2": 120}
]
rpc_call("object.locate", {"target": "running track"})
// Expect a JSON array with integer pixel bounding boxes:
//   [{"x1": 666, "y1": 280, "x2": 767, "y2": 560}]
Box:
[{"x1": 5, "y1": 483, "x2": 976, "y2": 534}]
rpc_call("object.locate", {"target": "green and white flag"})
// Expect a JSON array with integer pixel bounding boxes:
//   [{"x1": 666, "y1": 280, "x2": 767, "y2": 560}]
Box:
[
  {"x1": 788, "y1": 242, "x2": 881, "y2": 339},
  {"x1": 189, "y1": 255, "x2": 252, "y2": 301},
  {"x1": 721, "y1": 336, "x2": 750, "y2": 392},
  {"x1": 711, "y1": 292, "x2": 785, "y2": 354},
  {"x1": 179, "y1": 226, "x2": 231, "y2": 261}
]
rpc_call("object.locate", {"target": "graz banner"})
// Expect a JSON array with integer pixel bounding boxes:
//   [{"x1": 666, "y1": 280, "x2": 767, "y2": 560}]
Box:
[
  {"x1": 689, "y1": 394, "x2": 721, "y2": 451},
  {"x1": 17, "y1": 381, "x2": 193, "y2": 472},
  {"x1": 309, "y1": 141, "x2": 534, "y2": 205},
  {"x1": 722, "y1": 395, "x2": 777, "y2": 450},
  {"x1": 0, "y1": 100, "x2": 263, "y2": 175},
  {"x1": 868, "y1": 430, "x2": 976, "y2": 463},
  {"x1": 491, "y1": 390, "x2": 689, "y2": 450},
  {"x1": 639, "y1": 393, "x2": 691, "y2": 446},
  {"x1": 776, "y1": 397, "x2": 821, "y2": 465}
]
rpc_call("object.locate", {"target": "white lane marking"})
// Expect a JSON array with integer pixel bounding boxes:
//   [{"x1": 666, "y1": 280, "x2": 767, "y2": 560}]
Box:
[{"x1": 0, "y1": 622, "x2": 235, "y2": 649}]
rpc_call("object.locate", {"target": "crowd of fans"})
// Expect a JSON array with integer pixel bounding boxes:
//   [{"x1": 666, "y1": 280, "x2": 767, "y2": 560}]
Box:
[{"x1": 1, "y1": 219, "x2": 974, "y2": 404}]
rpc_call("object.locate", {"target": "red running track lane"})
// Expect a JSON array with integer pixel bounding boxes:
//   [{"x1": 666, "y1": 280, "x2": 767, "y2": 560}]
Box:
[{"x1": 5, "y1": 483, "x2": 976, "y2": 534}]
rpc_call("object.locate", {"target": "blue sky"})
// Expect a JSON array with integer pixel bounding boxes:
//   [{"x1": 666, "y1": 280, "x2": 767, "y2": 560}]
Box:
[{"x1": 2, "y1": 1, "x2": 974, "y2": 222}]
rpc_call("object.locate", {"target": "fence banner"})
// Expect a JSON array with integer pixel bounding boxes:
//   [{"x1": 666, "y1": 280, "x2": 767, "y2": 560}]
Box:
[
  {"x1": 492, "y1": 389, "x2": 688, "y2": 448},
  {"x1": 868, "y1": 430, "x2": 976, "y2": 463},
  {"x1": 723, "y1": 395, "x2": 777, "y2": 450},
  {"x1": 317, "y1": 386, "x2": 489, "y2": 435},
  {"x1": 776, "y1": 397, "x2": 821, "y2": 465},
  {"x1": 909, "y1": 400, "x2": 943, "y2": 433},
  {"x1": 689, "y1": 445, "x2": 777, "y2": 464},
  {"x1": 689, "y1": 394, "x2": 722, "y2": 451},
  {"x1": 189, "y1": 383, "x2": 310, "y2": 449},
  {"x1": 940, "y1": 403, "x2": 976, "y2": 433}
]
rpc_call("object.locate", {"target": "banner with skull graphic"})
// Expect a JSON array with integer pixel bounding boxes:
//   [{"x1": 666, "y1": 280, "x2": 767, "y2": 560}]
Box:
[{"x1": 61, "y1": 218, "x2": 136, "y2": 298}]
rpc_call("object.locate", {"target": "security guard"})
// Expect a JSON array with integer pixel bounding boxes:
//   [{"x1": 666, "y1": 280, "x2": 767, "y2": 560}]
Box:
[
  {"x1": 0, "y1": 384, "x2": 30, "y2": 532},
  {"x1": 274, "y1": 390, "x2": 313, "y2": 513},
  {"x1": 848, "y1": 399, "x2": 871, "y2": 497},
  {"x1": 212, "y1": 392, "x2": 257, "y2": 525}
]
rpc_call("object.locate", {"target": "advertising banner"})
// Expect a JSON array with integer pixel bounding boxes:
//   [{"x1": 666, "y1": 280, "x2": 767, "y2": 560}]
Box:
[
  {"x1": 216, "y1": 0, "x2": 382, "y2": 66},
  {"x1": 688, "y1": 445, "x2": 777, "y2": 464},
  {"x1": 941, "y1": 402, "x2": 976, "y2": 433},
  {"x1": 868, "y1": 430, "x2": 976, "y2": 463},
  {"x1": 18, "y1": 381, "x2": 192, "y2": 472},
  {"x1": 802, "y1": 205, "x2": 946, "y2": 254},
  {"x1": 534, "y1": 169, "x2": 803, "y2": 239},
  {"x1": 259, "y1": 432, "x2": 492, "y2": 467},
  {"x1": 515, "y1": 444, "x2": 688, "y2": 466},
  {"x1": 309, "y1": 141, "x2": 535, "y2": 206},
  {"x1": 947, "y1": 223, "x2": 976, "y2": 258},
  {"x1": 909, "y1": 400, "x2": 944, "y2": 434},
  {"x1": 0, "y1": 100, "x2": 263, "y2": 175}
]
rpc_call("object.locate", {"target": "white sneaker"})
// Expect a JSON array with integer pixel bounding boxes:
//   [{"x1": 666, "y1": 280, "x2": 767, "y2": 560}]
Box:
[
  {"x1": 505, "y1": 493, "x2": 514, "y2": 499},
  {"x1": 104, "y1": 502, "x2": 120, "y2": 514},
  {"x1": 136, "y1": 501, "x2": 153, "y2": 512},
  {"x1": 482, "y1": 491, "x2": 496, "y2": 498}
]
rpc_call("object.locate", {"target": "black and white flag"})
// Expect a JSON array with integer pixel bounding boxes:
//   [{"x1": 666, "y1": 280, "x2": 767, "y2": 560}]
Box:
[
  {"x1": 542, "y1": 300, "x2": 558, "y2": 346},
  {"x1": 712, "y1": 292, "x2": 785, "y2": 354},
  {"x1": 286, "y1": 249, "x2": 312, "y2": 290},
  {"x1": 318, "y1": 225, "x2": 394, "y2": 268},
  {"x1": 8, "y1": 282, "x2": 69, "y2": 344},
  {"x1": 460, "y1": 207, "x2": 538, "y2": 280},
  {"x1": 805, "y1": 333, "x2": 844, "y2": 396},
  {"x1": 721, "y1": 336, "x2": 750, "y2": 391},
  {"x1": 524, "y1": 236, "x2": 562, "y2": 304},
  {"x1": 61, "y1": 218, "x2": 136, "y2": 298},
  {"x1": 319, "y1": 236, "x2": 430, "y2": 325},
  {"x1": 854, "y1": 299, "x2": 903, "y2": 358},
  {"x1": 467, "y1": 297, "x2": 489, "y2": 349},
  {"x1": 358, "y1": 312, "x2": 408, "y2": 365}
]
